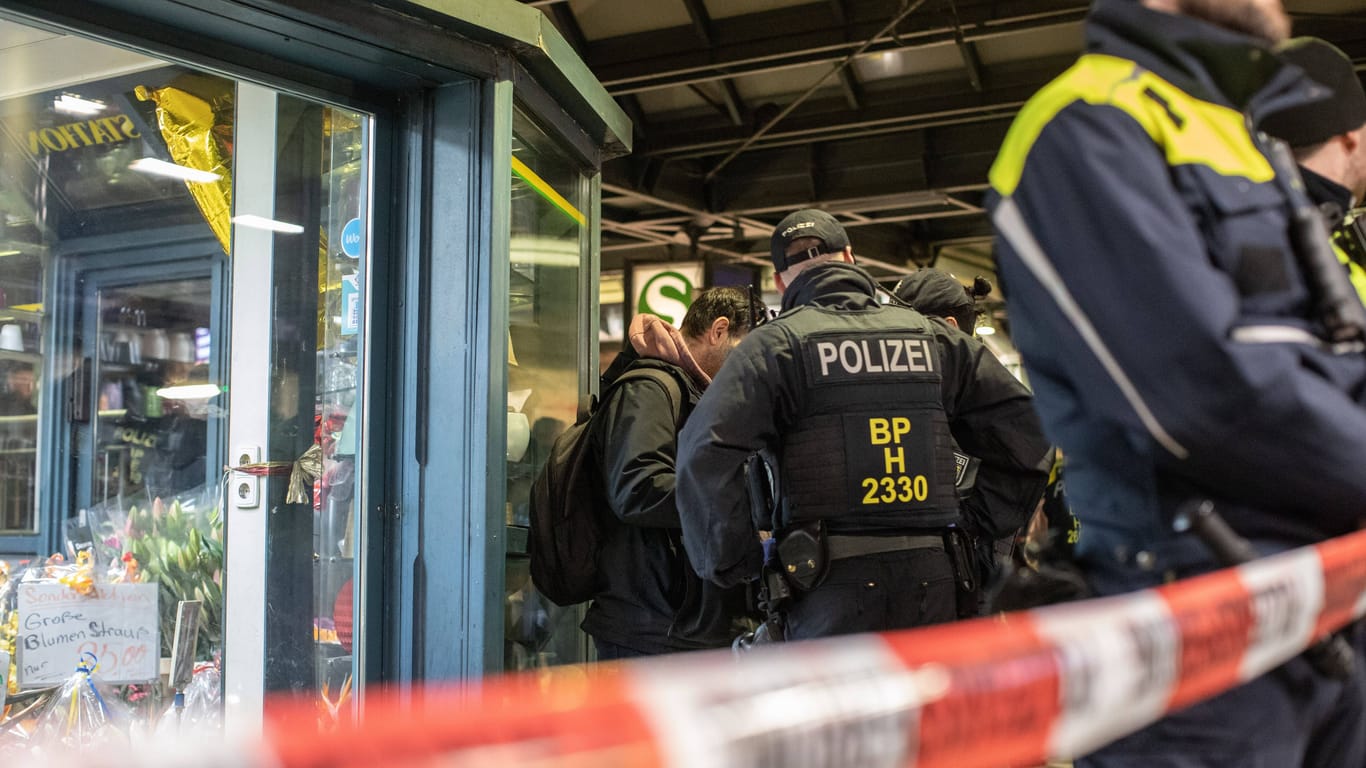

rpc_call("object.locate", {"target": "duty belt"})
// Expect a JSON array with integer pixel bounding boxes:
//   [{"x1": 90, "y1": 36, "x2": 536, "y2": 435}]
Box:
[{"x1": 826, "y1": 534, "x2": 943, "y2": 560}]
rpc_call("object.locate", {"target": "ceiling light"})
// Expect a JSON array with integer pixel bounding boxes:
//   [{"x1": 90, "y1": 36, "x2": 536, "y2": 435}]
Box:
[
  {"x1": 129, "y1": 158, "x2": 221, "y2": 183},
  {"x1": 53, "y1": 94, "x2": 106, "y2": 116},
  {"x1": 0, "y1": 250, "x2": 20, "y2": 257},
  {"x1": 156, "y1": 383, "x2": 222, "y2": 400},
  {"x1": 976, "y1": 325, "x2": 996, "y2": 336},
  {"x1": 231, "y1": 214, "x2": 304, "y2": 234}
]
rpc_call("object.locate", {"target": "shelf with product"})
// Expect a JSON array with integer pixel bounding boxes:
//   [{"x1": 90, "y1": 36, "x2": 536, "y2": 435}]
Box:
[
  {"x1": 0, "y1": 253, "x2": 42, "y2": 539},
  {"x1": 87, "y1": 281, "x2": 215, "y2": 511}
]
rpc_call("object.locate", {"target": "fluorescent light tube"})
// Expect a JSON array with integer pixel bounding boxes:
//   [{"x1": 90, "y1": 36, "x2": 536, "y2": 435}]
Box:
[
  {"x1": 53, "y1": 94, "x2": 106, "y2": 116},
  {"x1": 231, "y1": 214, "x2": 305, "y2": 234},
  {"x1": 156, "y1": 384, "x2": 222, "y2": 400},
  {"x1": 129, "y1": 158, "x2": 221, "y2": 183}
]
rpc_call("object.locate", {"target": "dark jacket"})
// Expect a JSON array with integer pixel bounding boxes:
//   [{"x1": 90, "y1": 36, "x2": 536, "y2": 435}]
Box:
[
  {"x1": 1300, "y1": 166, "x2": 1366, "y2": 304},
  {"x1": 581, "y1": 355, "x2": 750, "y2": 653},
  {"x1": 987, "y1": 0, "x2": 1366, "y2": 582},
  {"x1": 676, "y1": 261, "x2": 1051, "y2": 588}
]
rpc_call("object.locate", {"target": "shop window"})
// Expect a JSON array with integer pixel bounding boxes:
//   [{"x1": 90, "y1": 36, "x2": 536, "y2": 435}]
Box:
[
  {"x1": 504, "y1": 108, "x2": 589, "y2": 671},
  {"x1": 0, "y1": 17, "x2": 373, "y2": 746},
  {"x1": 0, "y1": 19, "x2": 236, "y2": 742}
]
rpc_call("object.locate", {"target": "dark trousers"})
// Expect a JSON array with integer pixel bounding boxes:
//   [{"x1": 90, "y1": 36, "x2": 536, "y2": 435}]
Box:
[
  {"x1": 1078, "y1": 652, "x2": 1366, "y2": 767},
  {"x1": 783, "y1": 547, "x2": 957, "y2": 640},
  {"x1": 1081, "y1": 559, "x2": 1366, "y2": 768},
  {"x1": 593, "y1": 637, "x2": 654, "y2": 661}
]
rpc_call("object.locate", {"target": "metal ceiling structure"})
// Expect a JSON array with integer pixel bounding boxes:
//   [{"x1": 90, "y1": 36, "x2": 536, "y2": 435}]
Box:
[{"x1": 527, "y1": 0, "x2": 1366, "y2": 289}]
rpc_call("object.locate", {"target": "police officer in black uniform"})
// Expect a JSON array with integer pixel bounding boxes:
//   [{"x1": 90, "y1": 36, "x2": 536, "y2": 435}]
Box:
[{"x1": 675, "y1": 210, "x2": 1051, "y2": 640}]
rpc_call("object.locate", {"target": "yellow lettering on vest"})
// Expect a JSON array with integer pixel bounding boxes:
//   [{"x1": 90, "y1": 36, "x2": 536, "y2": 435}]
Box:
[
  {"x1": 869, "y1": 418, "x2": 891, "y2": 445},
  {"x1": 891, "y1": 417, "x2": 911, "y2": 443},
  {"x1": 884, "y1": 447, "x2": 906, "y2": 475}
]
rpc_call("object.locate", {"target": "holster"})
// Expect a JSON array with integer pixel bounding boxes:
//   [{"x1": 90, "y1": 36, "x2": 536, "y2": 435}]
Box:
[
  {"x1": 944, "y1": 527, "x2": 981, "y2": 618},
  {"x1": 776, "y1": 521, "x2": 829, "y2": 593}
]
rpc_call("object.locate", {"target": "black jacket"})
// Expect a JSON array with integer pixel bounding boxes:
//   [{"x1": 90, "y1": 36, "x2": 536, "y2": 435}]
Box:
[
  {"x1": 676, "y1": 262, "x2": 1052, "y2": 588},
  {"x1": 581, "y1": 355, "x2": 750, "y2": 653}
]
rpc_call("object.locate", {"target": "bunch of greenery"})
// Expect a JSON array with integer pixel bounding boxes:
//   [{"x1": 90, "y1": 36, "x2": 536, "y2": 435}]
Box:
[{"x1": 102, "y1": 496, "x2": 223, "y2": 660}]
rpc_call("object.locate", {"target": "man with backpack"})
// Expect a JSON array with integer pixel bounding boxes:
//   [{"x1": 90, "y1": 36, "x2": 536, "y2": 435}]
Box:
[{"x1": 582, "y1": 287, "x2": 768, "y2": 660}]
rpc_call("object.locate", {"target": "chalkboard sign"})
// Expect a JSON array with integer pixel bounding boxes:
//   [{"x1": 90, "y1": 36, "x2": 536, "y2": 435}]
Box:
[{"x1": 16, "y1": 583, "x2": 159, "y2": 686}]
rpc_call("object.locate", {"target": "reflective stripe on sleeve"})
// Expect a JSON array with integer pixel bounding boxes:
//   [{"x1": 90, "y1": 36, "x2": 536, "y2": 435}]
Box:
[{"x1": 992, "y1": 197, "x2": 1189, "y2": 460}]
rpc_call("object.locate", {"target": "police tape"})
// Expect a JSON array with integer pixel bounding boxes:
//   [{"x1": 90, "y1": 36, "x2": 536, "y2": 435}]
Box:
[
  {"x1": 253, "y1": 529, "x2": 1366, "y2": 768},
  {"x1": 260, "y1": 530, "x2": 1366, "y2": 767}
]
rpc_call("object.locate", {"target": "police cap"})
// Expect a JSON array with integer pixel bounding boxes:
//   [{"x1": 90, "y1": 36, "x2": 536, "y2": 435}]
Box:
[
  {"x1": 770, "y1": 209, "x2": 850, "y2": 272},
  {"x1": 1261, "y1": 37, "x2": 1366, "y2": 148}
]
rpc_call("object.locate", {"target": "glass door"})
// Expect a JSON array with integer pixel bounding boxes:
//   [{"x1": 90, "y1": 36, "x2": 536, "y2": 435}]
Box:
[{"x1": 78, "y1": 270, "x2": 222, "y2": 514}]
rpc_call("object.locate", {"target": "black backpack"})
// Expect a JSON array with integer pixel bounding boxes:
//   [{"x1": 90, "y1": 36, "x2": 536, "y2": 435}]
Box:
[{"x1": 528, "y1": 366, "x2": 685, "y2": 607}]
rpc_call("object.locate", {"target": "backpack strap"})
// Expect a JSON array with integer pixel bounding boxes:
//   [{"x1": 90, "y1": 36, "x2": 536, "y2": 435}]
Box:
[{"x1": 599, "y1": 366, "x2": 689, "y2": 429}]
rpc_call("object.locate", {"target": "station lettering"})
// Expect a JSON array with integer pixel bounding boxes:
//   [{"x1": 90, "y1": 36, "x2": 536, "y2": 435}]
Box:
[
  {"x1": 26, "y1": 114, "x2": 140, "y2": 154},
  {"x1": 815, "y1": 338, "x2": 934, "y2": 377}
]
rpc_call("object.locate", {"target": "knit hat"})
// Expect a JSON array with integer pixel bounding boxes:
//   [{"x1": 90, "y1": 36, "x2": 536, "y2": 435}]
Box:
[
  {"x1": 893, "y1": 268, "x2": 974, "y2": 321},
  {"x1": 1261, "y1": 37, "x2": 1366, "y2": 148}
]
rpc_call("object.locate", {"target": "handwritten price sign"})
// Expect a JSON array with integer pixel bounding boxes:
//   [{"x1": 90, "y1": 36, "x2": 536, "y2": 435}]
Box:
[{"x1": 16, "y1": 582, "x2": 159, "y2": 687}]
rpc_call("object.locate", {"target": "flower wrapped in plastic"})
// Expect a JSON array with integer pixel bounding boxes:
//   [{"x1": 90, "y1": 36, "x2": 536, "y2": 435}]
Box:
[
  {"x1": 154, "y1": 661, "x2": 221, "y2": 738},
  {"x1": 85, "y1": 485, "x2": 222, "y2": 660},
  {"x1": 27, "y1": 653, "x2": 129, "y2": 753}
]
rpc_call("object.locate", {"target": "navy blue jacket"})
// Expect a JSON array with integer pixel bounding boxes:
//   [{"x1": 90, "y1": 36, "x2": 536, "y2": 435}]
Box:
[{"x1": 988, "y1": 0, "x2": 1366, "y2": 580}]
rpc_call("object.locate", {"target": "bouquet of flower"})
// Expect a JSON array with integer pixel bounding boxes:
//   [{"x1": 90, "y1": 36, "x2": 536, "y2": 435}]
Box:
[{"x1": 89, "y1": 486, "x2": 223, "y2": 660}]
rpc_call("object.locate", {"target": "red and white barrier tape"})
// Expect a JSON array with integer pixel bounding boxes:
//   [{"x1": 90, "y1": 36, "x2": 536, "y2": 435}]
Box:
[
  {"x1": 253, "y1": 529, "x2": 1366, "y2": 768},
  {"x1": 49, "y1": 529, "x2": 1366, "y2": 767}
]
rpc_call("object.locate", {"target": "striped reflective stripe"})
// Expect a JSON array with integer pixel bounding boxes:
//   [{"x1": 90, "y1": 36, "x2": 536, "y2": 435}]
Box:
[
  {"x1": 1230, "y1": 325, "x2": 1323, "y2": 346},
  {"x1": 992, "y1": 198, "x2": 1189, "y2": 460}
]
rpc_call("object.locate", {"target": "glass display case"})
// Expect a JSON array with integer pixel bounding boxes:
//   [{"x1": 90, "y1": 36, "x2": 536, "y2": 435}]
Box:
[
  {"x1": 0, "y1": 253, "x2": 42, "y2": 545},
  {"x1": 503, "y1": 107, "x2": 590, "y2": 671}
]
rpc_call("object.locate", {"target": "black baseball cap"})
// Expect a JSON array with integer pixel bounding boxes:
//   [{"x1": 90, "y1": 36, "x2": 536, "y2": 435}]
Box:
[
  {"x1": 769, "y1": 209, "x2": 850, "y2": 272},
  {"x1": 1261, "y1": 38, "x2": 1366, "y2": 148},
  {"x1": 892, "y1": 268, "x2": 974, "y2": 320}
]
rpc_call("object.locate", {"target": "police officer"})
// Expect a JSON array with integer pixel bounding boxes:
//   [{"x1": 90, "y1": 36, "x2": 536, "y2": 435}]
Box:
[
  {"x1": 1259, "y1": 37, "x2": 1366, "y2": 301},
  {"x1": 675, "y1": 210, "x2": 1050, "y2": 640},
  {"x1": 988, "y1": 0, "x2": 1366, "y2": 763},
  {"x1": 892, "y1": 268, "x2": 1056, "y2": 604}
]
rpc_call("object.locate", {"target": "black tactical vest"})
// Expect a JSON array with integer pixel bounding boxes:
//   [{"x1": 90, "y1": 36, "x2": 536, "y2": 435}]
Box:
[{"x1": 778, "y1": 305, "x2": 959, "y2": 532}]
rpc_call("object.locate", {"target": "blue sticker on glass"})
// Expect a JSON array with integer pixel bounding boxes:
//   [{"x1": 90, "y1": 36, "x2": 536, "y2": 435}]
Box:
[{"x1": 341, "y1": 217, "x2": 363, "y2": 259}]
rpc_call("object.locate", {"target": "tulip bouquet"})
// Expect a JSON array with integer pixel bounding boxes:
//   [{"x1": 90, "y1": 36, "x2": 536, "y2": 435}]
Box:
[{"x1": 89, "y1": 487, "x2": 223, "y2": 660}]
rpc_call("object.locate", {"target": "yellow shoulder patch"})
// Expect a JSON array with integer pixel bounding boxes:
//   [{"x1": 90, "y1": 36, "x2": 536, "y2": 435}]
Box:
[{"x1": 990, "y1": 54, "x2": 1274, "y2": 197}]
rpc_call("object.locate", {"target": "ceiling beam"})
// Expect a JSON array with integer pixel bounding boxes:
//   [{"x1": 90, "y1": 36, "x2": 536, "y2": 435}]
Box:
[
  {"x1": 585, "y1": 0, "x2": 1088, "y2": 95},
  {"x1": 720, "y1": 79, "x2": 748, "y2": 126},
  {"x1": 837, "y1": 66, "x2": 863, "y2": 110},
  {"x1": 544, "y1": 2, "x2": 588, "y2": 55},
  {"x1": 637, "y1": 83, "x2": 1039, "y2": 160},
  {"x1": 679, "y1": 0, "x2": 714, "y2": 46},
  {"x1": 703, "y1": 0, "x2": 931, "y2": 181}
]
